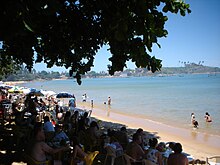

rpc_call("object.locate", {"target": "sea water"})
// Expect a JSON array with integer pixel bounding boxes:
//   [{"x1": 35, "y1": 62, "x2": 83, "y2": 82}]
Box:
[{"x1": 23, "y1": 74, "x2": 220, "y2": 136}]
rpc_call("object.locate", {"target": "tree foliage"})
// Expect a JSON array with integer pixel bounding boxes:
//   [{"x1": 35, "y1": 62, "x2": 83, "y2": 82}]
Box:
[
  {"x1": 0, "y1": 0, "x2": 191, "y2": 84},
  {"x1": 0, "y1": 52, "x2": 21, "y2": 80}
]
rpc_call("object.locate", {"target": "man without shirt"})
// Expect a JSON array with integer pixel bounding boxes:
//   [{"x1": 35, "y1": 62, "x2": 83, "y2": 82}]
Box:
[{"x1": 167, "y1": 143, "x2": 188, "y2": 165}]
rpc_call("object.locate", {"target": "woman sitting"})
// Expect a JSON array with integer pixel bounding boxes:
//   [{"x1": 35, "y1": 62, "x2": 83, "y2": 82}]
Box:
[
  {"x1": 145, "y1": 138, "x2": 163, "y2": 165},
  {"x1": 84, "y1": 121, "x2": 100, "y2": 151},
  {"x1": 28, "y1": 123, "x2": 69, "y2": 165},
  {"x1": 70, "y1": 136, "x2": 99, "y2": 165},
  {"x1": 70, "y1": 136, "x2": 87, "y2": 165}
]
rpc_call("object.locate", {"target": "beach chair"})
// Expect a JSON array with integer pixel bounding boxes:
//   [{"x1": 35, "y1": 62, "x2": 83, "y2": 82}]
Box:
[
  {"x1": 104, "y1": 145, "x2": 117, "y2": 165},
  {"x1": 122, "y1": 153, "x2": 147, "y2": 165},
  {"x1": 84, "y1": 151, "x2": 99, "y2": 165},
  {"x1": 87, "y1": 109, "x2": 92, "y2": 117},
  {"x1": 206, "y1": 156, "x2": 220, "y2": 165}
]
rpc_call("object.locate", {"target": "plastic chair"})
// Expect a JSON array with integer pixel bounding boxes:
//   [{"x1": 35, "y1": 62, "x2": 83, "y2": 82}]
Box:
[
  {"x1": 122, "y1": 154, "x2": 133, "y2": 165},
  {"x1": 87, "y1": 110, "x2": 92, "y2": 117},
  {"x1": 104, "y1": 146, "x2": 117, "y2": 165},
  {"x1": 84, "y1": 151, "x2": 99, "y2": 165},
  {"x1": 206, "y1": 156, "x2": 220, "y2": 165}
]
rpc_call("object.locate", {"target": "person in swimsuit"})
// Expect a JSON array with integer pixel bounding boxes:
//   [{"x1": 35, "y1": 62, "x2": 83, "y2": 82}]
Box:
[
  {"x1": 145, "y1": 138, "x2": 163, "y2": 165},
  {"x1": 107, "y1": 96, "x2": 111, "y2": 105},
  {"x1": 191, "y1": 113, "x2": 195, "y2": 125},
  {"x1": 29, "y1": 123, "x2": 69, "y2": 165},
  {"x1": 204, "y1": 112, "x2": 212, "y2": 122},
  {"x1": 191, "y1": 113, "x2": 199, "y2": 128}
]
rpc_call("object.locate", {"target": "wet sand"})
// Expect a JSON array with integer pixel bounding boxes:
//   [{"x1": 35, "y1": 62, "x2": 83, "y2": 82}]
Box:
[{"x1": 77, "y1": 101, "x2": 220, "y2": 161}]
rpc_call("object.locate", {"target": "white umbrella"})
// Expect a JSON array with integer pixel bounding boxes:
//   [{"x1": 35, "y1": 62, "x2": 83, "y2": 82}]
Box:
[
  {"x1": 41, "y1": 90, "x2": 56, "y2": 97},
  {"x1": 22, "y1": 88, "x2": 31, "y2": 94}
]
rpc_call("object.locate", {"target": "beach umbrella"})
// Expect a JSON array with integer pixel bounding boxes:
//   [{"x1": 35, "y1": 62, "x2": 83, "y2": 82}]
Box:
[
  {"x1": 47, "y1": 91, "x2": 56, "y2": 96},
  {"x1": 8, "y1": 86, "x2": 23, "y2": 93},
  {"x1": 56, "y1": 92, "x2": 73, "y2": 107},
  {"x1": 22, "y1": 88, "x2": 31, "y2": 94},
  {"x1": 41, "y1": 90, "x2": 56, "y2": 97},
  {"x1": 27, "y1": 89, "x2": 44, "y2": 97},
  {"x1": 0, "y1": 84, "x2": 12, "y2": 90},
  {"x1": 30, "y1": 88, "x2": 38, "y2": 92},
  {"x1": 56, "y1": 92, "x2": 73, "y2": 98}
]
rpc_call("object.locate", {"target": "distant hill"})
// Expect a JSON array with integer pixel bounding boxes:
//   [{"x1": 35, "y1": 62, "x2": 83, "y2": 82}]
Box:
[
  {"x1": 1, "y1": 63, "x2": 220, "y2": 82},
  {"x1": 158, "y1": 63, "x2": 220, "y2": 75},
  {"x1": 122, "y1": 63, "x2": 220, "y2": 77}
]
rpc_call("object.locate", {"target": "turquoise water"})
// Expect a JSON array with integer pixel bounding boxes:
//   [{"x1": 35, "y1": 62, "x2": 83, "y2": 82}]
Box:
[{"x1": 23, "y1": 74, "x2": 220, "y2": 136}]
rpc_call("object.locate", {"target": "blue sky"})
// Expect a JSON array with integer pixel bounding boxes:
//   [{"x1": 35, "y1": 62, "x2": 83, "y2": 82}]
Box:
[{"x1": 34, "y1": 0, "x2": 220, "y2": 72}]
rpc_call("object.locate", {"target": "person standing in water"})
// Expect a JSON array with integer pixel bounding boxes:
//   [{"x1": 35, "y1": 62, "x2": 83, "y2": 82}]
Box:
[
  {"x1": 82, "y1": 94, "x2": 87, "y2": 102},
  {"x1": 191, "y1": 113, "x2": 195, "y2": 125},
  {"x1": 204, "y1": 112, "x2": 212, "y2": 122},
  {"x1": 191, "y1": 113, "x2": 198, "y2": 128},
  {"x1": 91, "y1": 100, "x2": 94, "y2": 108},
  {"x1": 107, "y1": 96, "x2": 111, "y2": 105}
]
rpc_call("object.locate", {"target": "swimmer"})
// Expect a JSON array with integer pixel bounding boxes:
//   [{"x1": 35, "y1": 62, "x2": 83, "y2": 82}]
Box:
[{"x1": 204, "y1": 112, "x2": 212, "y2": 122}]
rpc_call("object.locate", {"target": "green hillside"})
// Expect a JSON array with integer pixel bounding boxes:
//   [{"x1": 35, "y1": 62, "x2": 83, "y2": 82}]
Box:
[{"x1": 159, "y1": 63, "x2": 220, "y2": 75}]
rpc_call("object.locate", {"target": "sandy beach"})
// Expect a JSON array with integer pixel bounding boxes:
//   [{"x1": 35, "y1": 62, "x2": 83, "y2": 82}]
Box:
[
  {"x1": 4, "y1": 81, "x2": 29, "y2": 85},
  {"x1": 77, "y1": 101, "x2": 220, "y2": 161},
  {"x1": 3, "y1": 79, "x2": 220, "y2": 162}
]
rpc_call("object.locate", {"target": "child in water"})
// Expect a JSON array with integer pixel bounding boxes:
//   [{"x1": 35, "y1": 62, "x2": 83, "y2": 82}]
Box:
[{"x1": 191, "y1": 113, "x2": 199, "y2": 128}]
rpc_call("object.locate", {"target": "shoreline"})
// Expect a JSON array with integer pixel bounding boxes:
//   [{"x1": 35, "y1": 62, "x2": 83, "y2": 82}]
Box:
[
  {"x1": 77, "y1": 101, "x2": 220, "y2": 161},
  {"x1": 3, "y1": 79, "x2": 220, "y2": 160},
  {"x1": 4, "y1": 81, "x2": 30, "y2": 86}
]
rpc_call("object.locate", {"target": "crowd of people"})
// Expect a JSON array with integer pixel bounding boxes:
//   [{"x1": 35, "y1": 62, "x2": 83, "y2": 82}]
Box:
[
  {"x1": 0, "y1": 85, "x2": 200, "y2": 165},
  {"x1": 0, "y1": 87, "x2": 98, "y2": 164}
]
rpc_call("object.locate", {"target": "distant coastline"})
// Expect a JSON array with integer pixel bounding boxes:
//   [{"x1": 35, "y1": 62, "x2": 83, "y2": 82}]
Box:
[
  {"x1": 3, "y1": 80, "x2": 30, "y2": 86},
  {"x1": 2, "y1": 71, "x2": 220, "y2": 86},
  {"x1": 1, "y1": 63, "x2": 220, "y2": 83}
]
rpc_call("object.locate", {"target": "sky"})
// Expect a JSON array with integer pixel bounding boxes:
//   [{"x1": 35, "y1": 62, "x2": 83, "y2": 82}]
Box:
[{"x1": 34, "y1": 0, "x2": 220, "y2": 72}]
